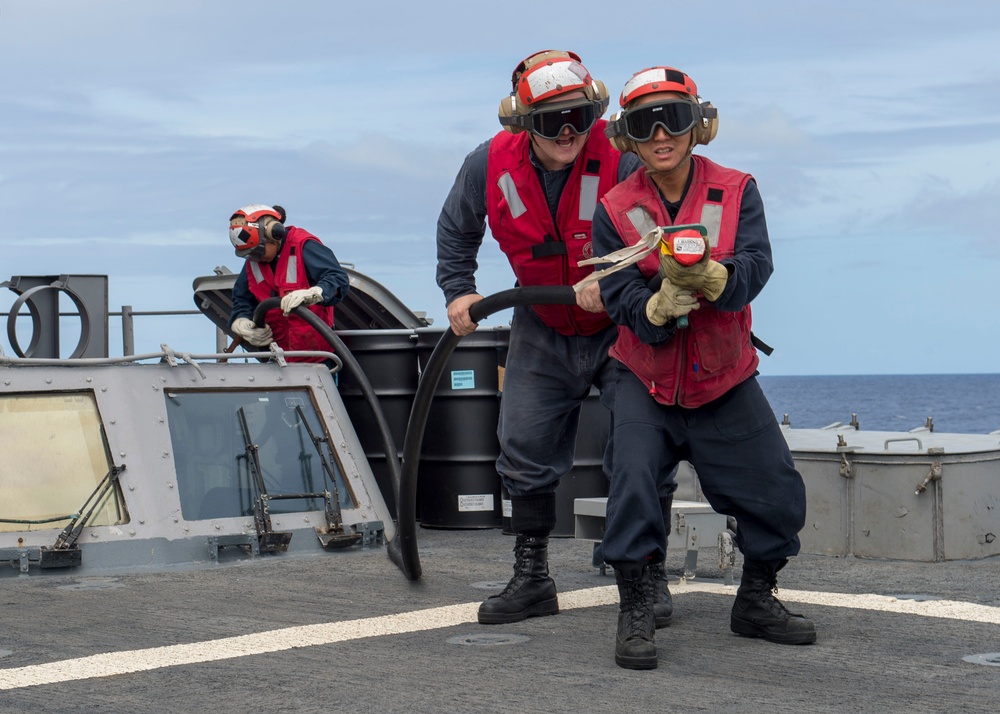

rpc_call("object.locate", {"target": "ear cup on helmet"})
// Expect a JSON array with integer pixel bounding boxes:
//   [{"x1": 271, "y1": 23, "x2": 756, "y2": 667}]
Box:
[
  {"x1": 604, "y1": 112, "x2": 636, "y2": 154},
  {"x1": 498, "y1": 95, "x2": 525, "y2": 134},
  {"x1": 590, "y1": 79, "x2": 610, "y2": 117},
  {"x1": 260, "y1": 216, "x2": 287, "y2": 244},
  {"x1": 693, "y1": 102, "x2": 719, "y2": 146}
]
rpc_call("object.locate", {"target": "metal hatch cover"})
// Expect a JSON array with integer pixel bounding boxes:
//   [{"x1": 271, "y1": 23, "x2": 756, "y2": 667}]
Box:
[{"x1": 192, "y1": 266, "x2": 431, "y2": 333}]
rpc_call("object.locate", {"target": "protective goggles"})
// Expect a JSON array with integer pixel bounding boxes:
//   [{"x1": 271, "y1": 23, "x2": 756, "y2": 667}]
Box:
[
  {"x1": 620, "y1": 100, "x2": 699, "y2": 142},
  {"x1": 527, "y1": 101, "x2": 598, "y2": 139}
]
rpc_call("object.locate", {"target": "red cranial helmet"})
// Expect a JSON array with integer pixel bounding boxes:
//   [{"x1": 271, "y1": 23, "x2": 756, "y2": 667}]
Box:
[
  {"x1": 229, "y1": 204, "x2": 286, "y2": 260},
  {"x1": 605, "y1": 66, "x2": 718, "y2": 154},
  {"x1": 498, "y1": 50, "x2": 609, "y2": 135}
]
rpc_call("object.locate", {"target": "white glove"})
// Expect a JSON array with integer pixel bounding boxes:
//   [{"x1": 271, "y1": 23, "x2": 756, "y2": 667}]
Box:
[
  {"x1": 280, "y1": 286, "x2": 324, "y2": 316},
  {"x1": 230, "y1": 317, "x2": 274, "y2": 347}
]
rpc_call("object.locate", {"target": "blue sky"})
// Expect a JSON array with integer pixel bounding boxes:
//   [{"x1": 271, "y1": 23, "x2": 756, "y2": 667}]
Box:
[{"x1": 2, "y1": 1, "x2": 998, "y2": 375}]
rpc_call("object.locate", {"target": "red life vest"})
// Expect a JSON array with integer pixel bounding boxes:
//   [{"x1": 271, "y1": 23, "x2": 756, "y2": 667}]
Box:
[
  {"x1": 246, "y1": 226, "x2": 335, "y2": 362},
  {"x1": 485, "y1": 121, "x2": 620, "y2": 336},
  {"x1": 601, "y1": 155, "x2": 759, "y2": 407}
]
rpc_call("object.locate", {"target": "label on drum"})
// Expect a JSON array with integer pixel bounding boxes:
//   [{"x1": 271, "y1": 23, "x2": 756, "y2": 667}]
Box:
[
  {"x1": 451, "y1": 369, "x2": 476, "y2": 390},
  {"x1": 458, "y1": 494, "x2": 495, "y2": 512}
]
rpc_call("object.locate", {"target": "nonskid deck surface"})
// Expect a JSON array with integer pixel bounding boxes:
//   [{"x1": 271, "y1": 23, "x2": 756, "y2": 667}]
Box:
[{"x1": 1, "y1": 528, "x2": 998, "y2": 713}]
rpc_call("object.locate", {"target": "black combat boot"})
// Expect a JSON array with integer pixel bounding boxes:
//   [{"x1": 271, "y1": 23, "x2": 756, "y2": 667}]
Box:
[
  {"x1": 478, "y1": 534, "x2": 559, "y2": 624},
  {"x1": 651, "y1": 495, "x2": 674, "y2": 628},
  {"x1": 648, "y1": 560, "x2": 673, "y2": 628},
  {"x1": 730, "y1": 558, "x2": 817, "y2": 644},
  {"x1": 613, "y1": 562, "x2": 657, "y2": 670}
]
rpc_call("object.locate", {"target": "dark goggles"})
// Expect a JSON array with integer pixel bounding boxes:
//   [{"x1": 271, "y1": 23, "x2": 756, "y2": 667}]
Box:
[
  {"x1": 622, "y1": 100, "x2": 699, "y2": 142},
  {"x1": 529, "y1": 102, "x2": 597, "y2": 139}
]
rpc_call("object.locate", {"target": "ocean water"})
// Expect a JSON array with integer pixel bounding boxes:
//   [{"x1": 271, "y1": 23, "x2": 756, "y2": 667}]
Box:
[{"x1": 757, "y1": 373, "x2": 1000, "y2": 435}]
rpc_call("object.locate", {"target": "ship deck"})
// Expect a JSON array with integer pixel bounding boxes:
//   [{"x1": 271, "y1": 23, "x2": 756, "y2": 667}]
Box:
[{"x1": 2, "y1": 527, "x2": 998, "y2": 713}]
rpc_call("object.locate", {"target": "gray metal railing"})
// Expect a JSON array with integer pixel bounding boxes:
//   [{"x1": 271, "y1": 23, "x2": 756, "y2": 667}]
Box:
[{"x1": 1, "y1": 307, "x2": 226, "y2": 358}]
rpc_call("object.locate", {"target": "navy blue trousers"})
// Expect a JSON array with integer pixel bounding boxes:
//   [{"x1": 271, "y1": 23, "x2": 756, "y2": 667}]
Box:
[
  {"x1": 497, "y1": 305, "x2": 618, "y2": 498},
  {"x1": 602, "y1": 363, "x2": 805, "y2": 564}
]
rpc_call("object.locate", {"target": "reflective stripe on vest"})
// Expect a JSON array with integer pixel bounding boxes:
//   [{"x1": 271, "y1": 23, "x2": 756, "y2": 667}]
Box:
[
  {"x1": 626, "y1": 206, "x2": 658, "y2": 241},
  {"x1": 579, "y1": 174, "x2": 599, "y2": 221},
  {"x1": 497, "y1": 173, "x2": 527, "y2": 219}
]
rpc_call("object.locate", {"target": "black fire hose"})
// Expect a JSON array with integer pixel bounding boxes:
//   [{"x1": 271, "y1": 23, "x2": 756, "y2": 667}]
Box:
[
  {"x1": 395, "y1": 286, "x2": 578, "y2": 581},
  {"x1": 251, "y1": 298, "x2": 407, "y2": 570}
]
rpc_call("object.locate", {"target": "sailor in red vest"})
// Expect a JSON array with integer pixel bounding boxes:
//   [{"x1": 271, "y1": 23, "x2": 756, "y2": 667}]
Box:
[
  {"x1": 592, "y1": 67, "x2": 816, "y2": 669},
  {"x1": 228, "y1": 204, "x2": 349, "y2": 362},
  {"x1": 436, "y1": 50, "x2": 687, "y2": 629}
]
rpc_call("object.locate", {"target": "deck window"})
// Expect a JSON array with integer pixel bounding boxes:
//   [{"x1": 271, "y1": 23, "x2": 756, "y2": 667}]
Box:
[
  {"x1": 0, "y1": 393, "x2": 125, "y2": 533},
  {"x1": 165, "y1": 389, "x2": 355, "y2": 521}
]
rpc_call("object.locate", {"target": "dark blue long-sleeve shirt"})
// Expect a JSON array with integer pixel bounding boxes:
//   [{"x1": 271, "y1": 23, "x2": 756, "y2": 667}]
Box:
[{"x1": 591, "y1": 168, "x2": 773, "y2": 346}]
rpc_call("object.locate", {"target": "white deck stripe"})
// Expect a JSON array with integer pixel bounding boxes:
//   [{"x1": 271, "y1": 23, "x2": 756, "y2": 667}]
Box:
[{"x1": 1, "y1": 583, "x2": 998, "y2": 690}]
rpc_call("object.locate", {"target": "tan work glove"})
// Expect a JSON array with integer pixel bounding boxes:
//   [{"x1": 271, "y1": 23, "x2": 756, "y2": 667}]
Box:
[
  {"x1": 280, "y1": 286, "x2": 324, "y2": 315},
  {"x1": 230, "y1": 317, "x2": 274, "y2": 346},
  {"x1": 645, "y1": 280, "x2": 700, "y2": 326},
  {"x1": 659, "y1": 241, "x2": 729, "y2": 302}
]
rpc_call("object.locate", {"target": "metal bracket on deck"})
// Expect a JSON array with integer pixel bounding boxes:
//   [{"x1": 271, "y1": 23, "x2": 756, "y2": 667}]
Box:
[
  {"x1": 207, "y1": 534, "x2": 260, "y2": 560},
  {"x1": 0, "y1": 545, "x2": 82, "y2": 574},
  {"x1": 344, "y1": 521, "x2": 385, "y2": 547}
]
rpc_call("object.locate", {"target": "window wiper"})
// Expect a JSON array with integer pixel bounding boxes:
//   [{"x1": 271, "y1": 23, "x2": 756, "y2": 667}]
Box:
[
  {"x1": 294, "y1": 405, "x2": 363, "y2": 550},
  {"x1": 236, "y1": 406, "x2": 293, "y2": 553}
]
